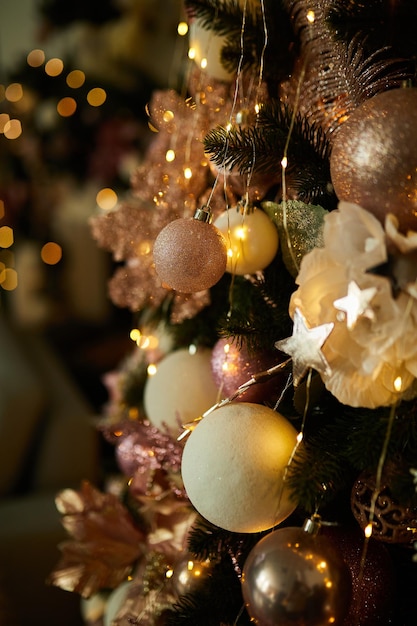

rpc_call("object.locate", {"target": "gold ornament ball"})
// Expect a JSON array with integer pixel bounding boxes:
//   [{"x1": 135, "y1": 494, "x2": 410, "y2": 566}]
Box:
[
  {"x1": 181, "y1": 402, "x2": 298, "y2": 533},
  {"x1": 214, "y1": 207, "x2": 279, "y2": 275},
  {"x1": 170, "y1": 556, "x2": 210, "y2": 597},
  {"x1": 330, "y1": 88, "x2": 417, "y2": 232},
  {"x1": 153, "y1": 217, "x2": 227, "y2": 293}
]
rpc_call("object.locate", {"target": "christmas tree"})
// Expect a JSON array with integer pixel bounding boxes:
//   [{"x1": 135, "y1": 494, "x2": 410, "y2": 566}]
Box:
[{"x1": 49, "y1": 1, "x2": 417, "y2": 624}]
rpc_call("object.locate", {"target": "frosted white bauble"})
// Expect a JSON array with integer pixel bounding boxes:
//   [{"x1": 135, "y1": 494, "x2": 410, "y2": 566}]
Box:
[
  {"x1": 81, "y1": 592, "x2": 108, "y2": 623},
  {"x1": 189, "y1": 20, "x2": 235, "y2": 82},
  {"x1": 181, "y1": 402, "x2": 298, "y2": 533},
  {"x1": 104, "y1": 581, "x2": 131, "y2": 626},
  {"x1": 144, "y1": 348, "x2": 220, "y2": 433},
  {"x1": 214, "y1": 208, "x2": 279, "y2": 275}
]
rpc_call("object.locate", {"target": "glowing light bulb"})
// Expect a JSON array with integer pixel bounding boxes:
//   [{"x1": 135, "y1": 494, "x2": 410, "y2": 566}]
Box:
[
  {"x1": 147, "y1": 363, "x2": 157, "y2": 376},
  {"x1": 188, "y1": 47, "x2": 196, "y2": 60},
  {"x1": 307, "y1": 10, "x2": 315, "y2": 23},
  {"x1": 200, "y1": 57, "x2": 208, "y2": 69},
  {"x1": 364, "y1": 523, "x2": 373, "y2": 538},
  {"x1": 130, "y1": 328, "x2": 141, "y2": 342},
  {"x1": 184, "y1": 167, "x2": 193, "y2": 179},
  {"x1": 177, "y1": 22, "x2": 188, "y2": 36},
  {"x1": 163, "y1": 110, "x2": 174, "y2": 122},
  {"x1": 166, "y1": 149, "x2": 176, "y2": 162}
]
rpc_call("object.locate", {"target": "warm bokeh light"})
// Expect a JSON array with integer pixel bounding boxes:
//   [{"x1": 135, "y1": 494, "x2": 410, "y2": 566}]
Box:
[
  {"x1": 184, "y1": 167, "x2": 193, "y2": 179},
  {"x1": 87, "y1": 87, "x2": 107, "y2": 107},
  {"x1": 66, "y1": 69, "x2": 86, "y2": 88},
  {"x1": 96, "y1": 187, "x2": 118, "y2": 211},
  {"x1": 27, "y1": 49, "x2": 45, "y2": 67},
  {"x1": 166, "y1": 149, "x2": 176, "y2": 162},
  {"x1": 5, "y1": 83, "x2": 23, "y2": 102},
  {"x1": 0, "y1": 268, "x2": 18, "y2": 291},
  {"x1": 0, "y1": 114, "x2": 10, "y2": 133},
  {"x1": 0, "y1": 226, "x2": 14, "y2": 248},
  {"x1": 41, "y1": 242, "x2": 62, "y2": 265},
  {"x1": 307, "y1": 10, "x2": 315, "y2": 23},
  {"x1": 4, "y1": 119, "x2": 22, "y2": 139},
  {"x1": 177, "y1": 21, "x2": 188, "y2": 36},
  {"x1": 163, "y1": 110, "x2": 174, "y2": 122},
  {"x1": 188, "y1": 47, "x2": 196, "y2": 60},
  {"x1": 57, "y1": 97, "x2": 77, "y2": 117},
  {"x1": 147, "y1": 363, "x2": 157, "y2": 376},
  {"x1": 45, "y1": 57, "x2": 64, "y2": 76}
]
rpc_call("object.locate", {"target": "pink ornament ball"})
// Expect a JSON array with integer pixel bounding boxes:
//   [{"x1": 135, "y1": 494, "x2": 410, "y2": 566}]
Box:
[
  {"x1": 153, "y1": 217, "x2": 227, "y2": 293},
  {"x1": 211, "y1": 338, "x2": 287, "y2": 404}
]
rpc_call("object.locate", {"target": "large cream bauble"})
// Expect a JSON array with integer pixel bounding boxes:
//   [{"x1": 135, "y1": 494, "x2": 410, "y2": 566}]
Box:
[
  {"x1": 214, "y1": 208, "x2": 279, "y2": 275},
  {"x1": 144, "y1": 348, "x2": 220, "y2": 434},
  {"x1": 189, "y1": 20, "x2": 235, "y2": 82},
  {"x1": 181, "y1": 402, "x2": 298, "y2": 533}
]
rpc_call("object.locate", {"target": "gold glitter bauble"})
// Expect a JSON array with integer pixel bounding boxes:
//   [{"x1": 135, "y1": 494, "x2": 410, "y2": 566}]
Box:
[
  {"x1": 330, "y1": 88, "x2": 417, "y2": 233},
  {"x1": 153, "y1": 217, "x2": 227, "y2": 293}
]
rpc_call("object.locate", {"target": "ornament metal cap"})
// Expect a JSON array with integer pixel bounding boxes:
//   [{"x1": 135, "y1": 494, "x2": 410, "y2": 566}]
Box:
[
  {"x1": 193, "y1": 206, "x2": 212, "y2": 223},
  {"x1": 302, "y1": 514, "x2": 322, "y2": 536}
]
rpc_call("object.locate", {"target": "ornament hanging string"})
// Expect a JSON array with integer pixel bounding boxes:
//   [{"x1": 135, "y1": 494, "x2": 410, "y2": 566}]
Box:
[
  {"x1": 281, "y1": 10, "x2": 316, "y2": 275},
  {"x1": 178, "y1": 356, "x2": 292, "y2": 440},
  {"x1": 206, "y1": 0, "x2": 251, "y2": 209}
]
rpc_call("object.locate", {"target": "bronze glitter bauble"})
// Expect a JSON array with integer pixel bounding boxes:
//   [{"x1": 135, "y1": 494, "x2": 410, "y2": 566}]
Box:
[
  {"x1": 330, "y1": 88, "x2": 417, "y2": 232},
  {"x1": 153, "y1": 217, "x2": 227, "y2": 293},
  {"x1": 322, "y1": 525, "x2": 395, "y2": 625}
]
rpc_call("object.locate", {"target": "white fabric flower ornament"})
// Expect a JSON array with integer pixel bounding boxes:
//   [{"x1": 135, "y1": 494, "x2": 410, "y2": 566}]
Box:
[{"x1": 289, "y1": 201, "x2": 417, "y2": 408}]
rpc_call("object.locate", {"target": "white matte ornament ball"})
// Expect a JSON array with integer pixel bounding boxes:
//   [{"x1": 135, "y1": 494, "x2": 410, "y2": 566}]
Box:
[
  {"x1": 214, "y1": 208, "x2": 279, "y2": 275},
  {"x1": 181, "y1": 402, "x2": 298, "y2": 533},
  {"x1": 153, "y1": 217, "x2": 227, "y2": 293},
  {"x1": 144, "y1": 348, "x2": 220, "y2": 433},
  {"x1": 104, "y1": 581, "x2": 131, "y2": 626}
]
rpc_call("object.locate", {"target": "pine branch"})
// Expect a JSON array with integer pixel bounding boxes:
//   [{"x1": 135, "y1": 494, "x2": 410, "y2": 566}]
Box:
[
  {"x1": 283, "y1": 0, "x2": 413, "y2": 137},
  {"x1": 204, "y1": 101, "x2": 334, "y2": 206},
  {"x1": 185, "y1": 0, "x2": 295, "y2": 81}
]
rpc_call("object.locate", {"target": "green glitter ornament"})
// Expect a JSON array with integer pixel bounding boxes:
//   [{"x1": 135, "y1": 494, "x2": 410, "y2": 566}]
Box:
[{"x1": 263, "y1": 200, "x2": 327, "y2": 277}]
